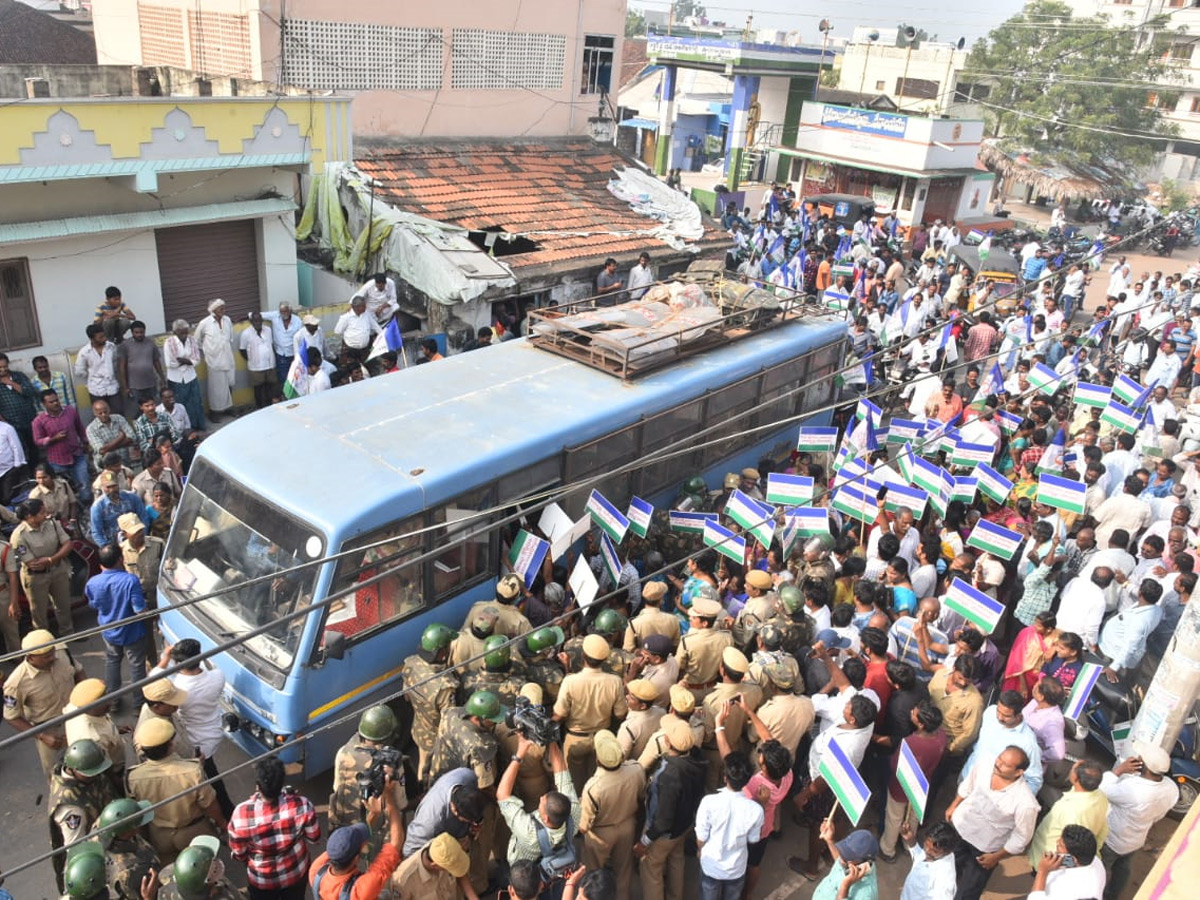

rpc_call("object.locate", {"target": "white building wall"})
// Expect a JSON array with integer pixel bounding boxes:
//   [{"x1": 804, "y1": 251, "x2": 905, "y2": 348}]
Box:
[{"x1": 838, "y1": 41, "x2": 970, "y2": 115}]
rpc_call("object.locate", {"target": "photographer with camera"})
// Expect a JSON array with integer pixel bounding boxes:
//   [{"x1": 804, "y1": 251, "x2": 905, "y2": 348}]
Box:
[
  {"x1": 497, "y1": 732, "x2": 581, "y2": 900},
  {"x1": 309, "y1": 768, "x2": 405, "y2": 900},
  {"x1": 329, "y1": 706, "x2": 407, "y2": 864}
]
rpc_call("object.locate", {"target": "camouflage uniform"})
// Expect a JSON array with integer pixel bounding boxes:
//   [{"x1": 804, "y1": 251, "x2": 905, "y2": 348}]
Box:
[
  {"x1": 327, "y1": 736, "x2": 408, "y2": 862},
  {"x1": 457, "y1": 669, "x2": 524, "y2": 708},
  {"x1": 762, "y1": 610, "x2": 814, "y2": 659},
  {"x1": 518, "y1": 655, "x2": 565, "y2": 703},
  {"x1": 730, "y1": 593, "x2": 779, "y2": 652},
  {"x1": 103, "y1": 834, "x2": 159, "y2": 900},
  {"x1": 428, "y1": 707, "x2": 500, "y2": 894},
  {"x1": 155, "y1": 864, "x2": 242, "y2": 900},
  {"x1": 400, "y1": 652, "x2": 458, "y2": 784},
  {"x1": 49, "y1": 766, "x2": 118, "y2": 891},
  {"x1": 799, "y1": 559, "x2": 836, "y2": 591}
]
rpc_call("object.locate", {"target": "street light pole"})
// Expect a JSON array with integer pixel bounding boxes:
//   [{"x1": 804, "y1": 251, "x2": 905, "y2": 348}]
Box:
[
  {"x1": 898, "y1": 26, "x2": 917, "y2": 110},
  {"x1": 856, "y1": 30, "x2": 880, "y2": 101},
  {"x1": 814, "y1": 19, "x2": 832, "y2": 100}
]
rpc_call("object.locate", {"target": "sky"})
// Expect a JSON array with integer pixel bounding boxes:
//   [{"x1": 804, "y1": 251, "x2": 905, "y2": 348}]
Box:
[{"x1": 635, "y1": 0, "x2": 1031, "y2": 47}]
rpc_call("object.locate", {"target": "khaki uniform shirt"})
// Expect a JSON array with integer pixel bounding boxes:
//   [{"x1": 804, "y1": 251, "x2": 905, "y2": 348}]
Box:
[
  {"x1": 496, "y1": 724, "x2": 551, "y2": 809},
  {"x1": 702, "y1": 683, "x2": 753, "y2": 749},
  {"x1": 10, "y1": 518, "x2": 69, "y2": 572},
  {"x1": 637, "y1": 712, "x2": 706, "y2": 771},
  {"x1": 127, "y1": 754, "x2": 215, "y2": 828},
  {"x1": 751, "y1": 693, "x2": 814, "y2": 758},
  {"x1": 554, "y1": 667, "x2": 627, "y2": 734},
  {"x1": 639, "y1": 657, "x2": 679, "y2": 706},
  {"x1": 29, "y1": 481, "x2": 75, "y2": 521},
  {"x1": 4, "y1": 649, "x2": 79, "y2": 726},
  {"x1": 675, "y1": 628, "x2": 732, "y2": 686},
  {"x1": 388, "y1": 849, "x2": 458, "y2": 900},
  {"x1": 623, "y1": 608, "x2": 681, "y2": 652},
  {"x1": 580, "y1": 761, "x2": 644, "y2": 831},
  {"x1": 461, "y1": 601, "x2": 530, "y2": 639},
  {"x1": 448, "y1": 632, "x2": 489, "y2": 673},
  {"x1": 135, "y1": 706, "x2": 197, "y2": 760},
  {"x1": 64, "y1": 705, "x2": 127, "y2": 772},
  {"x1": 122, "y1": 538, "x2": 163, "y2": 596},
  {"x1": 617, "y1": 707, "x2": 666, "y2": 761},
  {"x1": 929, "y1": 669, "x2": 984, "y2": 756}
]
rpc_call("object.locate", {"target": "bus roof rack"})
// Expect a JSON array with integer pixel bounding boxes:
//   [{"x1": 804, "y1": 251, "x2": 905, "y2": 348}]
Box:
[{"x1": 527, "y1": 262, "x2": 834, "y2": 380}]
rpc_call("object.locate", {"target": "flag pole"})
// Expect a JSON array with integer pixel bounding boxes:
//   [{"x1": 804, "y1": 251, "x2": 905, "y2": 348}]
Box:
[{"x1": 825, "y1": 797, "x2": 840, "y2": 826}]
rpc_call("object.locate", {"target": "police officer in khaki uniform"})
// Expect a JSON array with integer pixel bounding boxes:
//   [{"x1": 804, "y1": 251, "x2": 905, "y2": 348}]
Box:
[
  {"x1": 49, "y1": 739, "x2": 120, "y2": 892},
  {"x1": 637, "y1": 684, "x2": 706, "y2": 771},
  {"x1": 553, "y1": 634, "x2": 628, "y2": 794},
  {"x1": 3, "y1": 628, "x2": 82, "y2": 778},
  {"x1": 461, "y1": 574, "x2": 531, "y2": 639},
  {"x1": 119, "y1": 513, "x2": 162, "y2": 596},
  {"x1": 448, "y1": 607, "x2": 498, "y2": 674},
  {"x1": 0, "y1": 531, "x2": 20, "y2": 654},
  {"x1": 625, "y1": 633, "x2": 678, "y2": 706},
  {"x1": 429, "y1": 691, "x2": 504, "y2": 895},
  {"x1": 675, "y1": 597, "x2": 732, "y2": 705},
  {"x1": 579, "y1": 729, "x2": 645, "y2": 899},
  {"x1": 126, "y1": 718, "x2": 225, "y2": 864},
  {"x1": 95, "y1": 797, "x2": 160, "y2": 900},
  {"x1": 10, "y1": 498, "x2": 74, "y2": 632},
  {"x1": 731, "y1": 570, "x2": 778, "y2": 651},
  {"x1": 328, "y1": 705, "x2": 407, "y2": 863},
  {"x1": 623, "y1": 581, "x2": 680, "y2": 652},
  {"x1": 762, "y1": 585, "x2": 816, "y2": 659},
  {"x1": 64, "y1": 678, "x2": 129, "y2": 786},
  {"x1": 401, "y1": 624, "x2": 459, "y2": 786},
  {"x1": 136, "y1": 679, "x2": 197, "y2": 760},
  {"x1": 617, "y1": 679, "x2": 666, "y2": 761},
  {"x1": 495, "y1": 683, "x2": 552, "y2": 810},
  {"x1": 699, "y1": 647, "x2": 761, "y2": 790},
  {"x1": 560, "y1": 610, "x2": 631, "y2": 679}
]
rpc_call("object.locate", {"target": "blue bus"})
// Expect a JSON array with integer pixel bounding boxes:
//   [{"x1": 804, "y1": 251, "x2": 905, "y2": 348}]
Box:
[{"x1": 156, "y1": 314, "x2": 847, "y2": 776}]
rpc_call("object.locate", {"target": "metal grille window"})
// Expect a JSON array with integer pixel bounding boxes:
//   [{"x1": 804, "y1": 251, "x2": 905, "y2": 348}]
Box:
[
  {"x1": 580, "y1": 35, "x2": 614, "y2": 95},
  {"x1": 138, "y1": 3, "x2": 187, "y2": 68},
  {"x1": 281, "y1": 20, "x2": 443, "y2": 91},
  {"x1": 0, "y1": 259, "x2": 41, "y2": 351},
  {"x1": 450, "y1": 29, "x2": 566, "y2": 90}
]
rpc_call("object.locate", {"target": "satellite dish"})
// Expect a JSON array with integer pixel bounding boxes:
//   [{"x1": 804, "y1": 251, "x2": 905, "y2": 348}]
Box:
[
  {"x1": 956, "y1": 37, "x2": 966, "y2": 50},
  {"x1": 904, "y1": 25, "x2": 917, "y2": 42},
  {"x1": 819, "y1": 18, "x2": 832, "y2": 33},
  {"x1": 867, "y1": 29, "x2": 880, "y2": 42}
]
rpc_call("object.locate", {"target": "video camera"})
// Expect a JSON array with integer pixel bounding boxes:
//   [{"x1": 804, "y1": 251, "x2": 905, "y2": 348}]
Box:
[
  {"x1": 355, "y1": 746, "x2": 405, "y2": 802},
  {"x1": 506, "y1": 696, "x2": 562, "y2": 746}
]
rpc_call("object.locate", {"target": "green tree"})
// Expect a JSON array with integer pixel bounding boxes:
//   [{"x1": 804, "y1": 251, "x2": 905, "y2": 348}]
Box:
[
  {"x1": 966, "y1": 0, "x2": 1179, "y2": 168},
  {"x1": 626, "y1": 8, "x2": 645, "y2": 37}
]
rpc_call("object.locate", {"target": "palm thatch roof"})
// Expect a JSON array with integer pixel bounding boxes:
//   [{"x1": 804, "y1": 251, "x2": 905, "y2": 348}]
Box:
[{"x1": 978, "y1": 140, "x2": 1136, "y2": 202}]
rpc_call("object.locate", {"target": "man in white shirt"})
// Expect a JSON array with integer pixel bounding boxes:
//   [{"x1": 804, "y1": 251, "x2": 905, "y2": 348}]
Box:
[
  {"x1": 334, "y1": 297, "x2": 382, "y2": 366},
  {"x1": 151, "y1": 639, "x2": 233, "y2": 819},
  {"x1": 304, "y1": 347, "x2": 332, "y2": 395},
  {"x1": 1056, "y1": 567, "x2": 1113, "y2": 652},
  {"x1": 1030, "y1": 825, "x2": 1107, "y2": 900},
  {"x1": 193, "y1": 299, "x2": 236, "y2": 421},
  {"x1": 294, "y1": 315, "x2": 326, "y2": 359},
  {"x1": 628, "y1": 253, "x2": 655, "y2": 300},
  {"x1": 353, "y1": 273, "x2": 398, "y2": 323},
  {"x1": 694, "y1": 751, "x2": 763, "y2": 897},
  {"x1": 261, "y1": 302, "x2": 304, "y2": 388},
  {"x1": 1101, "y1": 435, "x2": 1139, "y2": 497},
  {"x1": 237, "y1": 312, "x2": 276, "y2": 410},
  {"x1": 0, "y1": 416, "x2": 27, "y2": 504},
  {"x1": 75, "y1": 324, "x2": 121, "y2": 411},
  {"x1": 1099, "y1": 741, "x2": 1180, "y2": 900},
  {"x1": 1144, "y1": 339, "x2": 1182, "y2": 390},
  {"x1": 1093, "y1": 476, "x2": 1152, "y2": 547},
  {"x1": 946, "y1": 747, "x2": 1040, "y2": 900},
  {"x1": 899, "y1": 820, "x2": 957, "y2": 900},
  {"x1": 1061, "y1": 265, "x2": 1087, "y2": 318},
  {"x1": 163, "y1": 319, "x2": 205, "y2": 431}
]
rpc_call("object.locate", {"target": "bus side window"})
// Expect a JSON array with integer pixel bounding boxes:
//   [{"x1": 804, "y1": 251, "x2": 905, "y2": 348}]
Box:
[
  {"x1": 431, "y1": 486, "x2": 494, "y2": 598},
  {"x1": 327, "y1": 517, "x2": 424, "y2": 641}
]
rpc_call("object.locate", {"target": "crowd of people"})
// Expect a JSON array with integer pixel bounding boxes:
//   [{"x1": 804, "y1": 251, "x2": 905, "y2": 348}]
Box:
[{"x1": 5, "y1": 199, "x2": 1200, "y2": 900}]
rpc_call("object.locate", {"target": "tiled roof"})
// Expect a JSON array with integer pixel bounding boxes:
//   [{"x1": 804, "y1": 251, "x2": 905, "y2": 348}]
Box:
[
  {"x1": 0, "y1": 0, "x2": 96, "y2": 65},
  {"x1": 355, "y1": 138, "x2": 727, "y2": 278}
]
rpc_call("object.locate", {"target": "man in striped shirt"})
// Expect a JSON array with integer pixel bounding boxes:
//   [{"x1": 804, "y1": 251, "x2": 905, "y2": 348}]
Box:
[{"x1": 229, "y1": 756, "x2": 321, "y2": 900}]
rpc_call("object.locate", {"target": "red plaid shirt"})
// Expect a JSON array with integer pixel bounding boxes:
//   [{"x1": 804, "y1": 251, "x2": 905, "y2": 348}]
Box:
[{"x1": 228, "y1": 790, "x2": 321, "y2": 889}]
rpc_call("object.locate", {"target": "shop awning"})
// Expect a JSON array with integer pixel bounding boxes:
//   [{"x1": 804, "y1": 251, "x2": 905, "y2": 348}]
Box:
[
  {"x1": 620, "y1": 117, "x2": 660, "y2": 131},
  {"x1": 772, "y1": 147, "x2": 982, "y2": 180}
]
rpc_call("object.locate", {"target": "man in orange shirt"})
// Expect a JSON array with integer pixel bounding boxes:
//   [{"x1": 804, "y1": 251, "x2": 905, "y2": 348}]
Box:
[
  {"x1": 816, "y1": 253, "x2": 833, "y2": 293},
  {"x1": 310, "y1": 775, "x2": 404, "y2": 900},
  {"x1": 933, "y1": 380, "x2": 964, "y2": 423}
]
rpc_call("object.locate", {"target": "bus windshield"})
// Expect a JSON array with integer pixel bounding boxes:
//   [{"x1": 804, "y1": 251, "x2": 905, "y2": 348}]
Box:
[{"x1": 161, "y1": 459, "x2": 324, "y2": 671}]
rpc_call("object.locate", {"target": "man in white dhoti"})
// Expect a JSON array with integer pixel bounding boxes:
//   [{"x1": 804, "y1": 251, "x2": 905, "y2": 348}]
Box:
[{"x1": 193, "y1": 298, "x2": 236, "y2": 421}]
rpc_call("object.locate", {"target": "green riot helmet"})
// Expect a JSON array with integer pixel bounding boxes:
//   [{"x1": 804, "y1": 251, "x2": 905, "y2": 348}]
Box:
[
  {"x1": 63, "y1": 739, "x2": 112, "y2": 778},
  {"x1": 592, "y1": 608, "x2": 627, "y2": 636},
  {"x1": 526, "y1": 626, "x2": 565, "y2": 654},
  {"x1": 97, "y1": 798, "x2": 154, "y2": 846},
  {"x1": 173, "y1": 836, "x2": 221, "y2": 900},
  {"x1": 482, "y1": 635, "x2": 511, "y2": 669},
  {"x1": 357, "y1": 704, "x2": 398, "y2": 742},
  {"x1": 420, "y1": 623, "x2": 457, "y2": 654},
  {"x1": 464, "y1": 690, "x2": 506, "y2": 723},
  {"x1": 684, "y1": 476, "x2": 707, "y2": 495},
  {"x1": 779, "y1": 584, "x2": 803, "y2": 614},
  {"x1": 63, "y1": 844, "x2": 107, "y2": 899}
]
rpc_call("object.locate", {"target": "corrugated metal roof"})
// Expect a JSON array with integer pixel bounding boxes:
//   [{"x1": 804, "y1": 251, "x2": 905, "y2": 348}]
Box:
[
  {"x1": 0, "y1": 154, "x2": 310, "y2": 185},
  {"x1": 0, "y1": 198, "x2": 296, "y2": 245}
]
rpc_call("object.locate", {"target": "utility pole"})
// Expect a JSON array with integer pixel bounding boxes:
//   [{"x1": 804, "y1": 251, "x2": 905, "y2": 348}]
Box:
[{"x1": 1130, "y1": 597, "x2": 1200, "y2": 752}]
